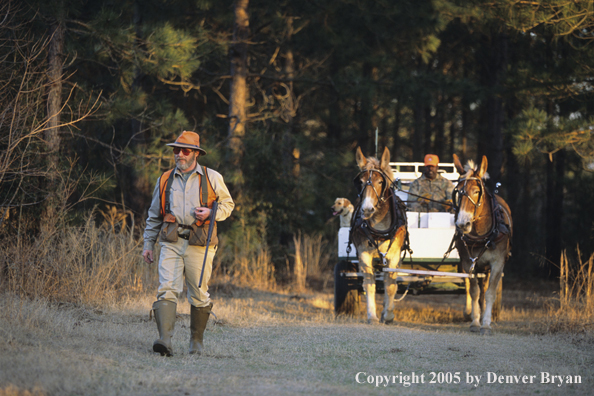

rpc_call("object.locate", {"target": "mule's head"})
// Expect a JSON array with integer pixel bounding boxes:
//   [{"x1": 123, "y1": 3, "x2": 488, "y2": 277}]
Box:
[
  {"x1": 355, "y1": 147, "x2": 392, "y2": 220},
  {"x1": 453, "y1": 154, "x2": 489, "y2": 234}
]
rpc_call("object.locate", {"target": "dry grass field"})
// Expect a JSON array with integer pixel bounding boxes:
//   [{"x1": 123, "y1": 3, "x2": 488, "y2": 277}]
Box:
[
  {"x1": 1, "y1": 224, "x2": 592, "y2": 395},
  {"x1": 1, "y1": 277, "x2": 593, "y2": 396}
]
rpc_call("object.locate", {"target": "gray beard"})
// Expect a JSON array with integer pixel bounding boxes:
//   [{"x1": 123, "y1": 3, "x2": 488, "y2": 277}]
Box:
[{"x1": 176, "y1": 158, "x2": 196, "y2": 171}]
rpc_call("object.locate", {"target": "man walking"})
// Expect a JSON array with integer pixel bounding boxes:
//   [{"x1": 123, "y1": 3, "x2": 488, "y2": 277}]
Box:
[
  {"x1": 142, "y1": 131, "x2": 234, "y2": 356},
  {"x1": 408, "y1": 154, "x2": 454, "y2": 212}
]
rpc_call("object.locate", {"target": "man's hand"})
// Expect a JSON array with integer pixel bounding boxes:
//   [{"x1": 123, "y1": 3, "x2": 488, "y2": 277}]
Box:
[
  {"x1": 143, "y1": 249, "x2": 154, "y2": 264},
  {"x1": 194, "y1": 207, "x2": 211, "y2": 221},
  {"x1": 420, "y1": 193, "x2": 432, "y2": 204}
]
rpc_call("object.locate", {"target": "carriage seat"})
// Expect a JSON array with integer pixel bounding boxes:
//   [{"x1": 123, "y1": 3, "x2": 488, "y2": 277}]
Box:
[{"x1": 407, "y1": 212, "x2": 455, "y2": 229}]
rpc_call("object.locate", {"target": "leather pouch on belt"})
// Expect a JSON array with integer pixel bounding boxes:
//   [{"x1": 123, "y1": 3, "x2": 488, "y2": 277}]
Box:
[
  {"x1": 160, "y1": 213, "x2": 178, "y2": 243},
  {"x1": 189, "y1": 222, "x2": 218, "y2": 246}
]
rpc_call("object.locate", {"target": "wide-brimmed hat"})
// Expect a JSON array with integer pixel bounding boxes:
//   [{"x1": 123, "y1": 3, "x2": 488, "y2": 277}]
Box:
[
  {"x1": 424, "y1": 154, "x2": 439, "y2": 166},
  {"x1": 166, "y1": 131, "x2": 207, "y2": 155}
]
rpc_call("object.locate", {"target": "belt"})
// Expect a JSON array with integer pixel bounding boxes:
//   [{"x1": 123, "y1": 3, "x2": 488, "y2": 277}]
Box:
[{"x1": 178, "y1": 233, "x2": 190, "y2": 240}]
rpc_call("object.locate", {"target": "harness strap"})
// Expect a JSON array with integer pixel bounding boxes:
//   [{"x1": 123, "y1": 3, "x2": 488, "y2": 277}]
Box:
[
  {"x1": 440, "y1": 231, "x2": 458, "y2": 264},
  {"x1": 457, "y1": 189, "x2": 512, "y2": 269},
  {"x1": 359, "y1": 222, "x2": 398, "y2": 267},
  {"x1": 460, "y1": 193, "x2": 509, "y2": 245},
  {"x1": 403, "y1": 190, "x2": 454, "y2": 208},
  {"x1": 163, "y1": 167, "x2": 176, "y2": 214},
  {"x1": 462, "y1": 236, "x2": 491, "y2": 270},
  {"x1": 349, "y1": 187, "x2": 409, "y2": 266},
  {"x1": 200, "y1": 165, "x2": 208, "y2": 207}
]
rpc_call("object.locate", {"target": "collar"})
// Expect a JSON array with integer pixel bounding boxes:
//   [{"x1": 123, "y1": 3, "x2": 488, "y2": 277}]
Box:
[{"x1": 173, "y1": 163, "x2": 202, "y2": 176}]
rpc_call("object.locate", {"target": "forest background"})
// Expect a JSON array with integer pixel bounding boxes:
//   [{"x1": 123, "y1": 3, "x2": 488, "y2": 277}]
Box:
[{"x1": 1, "y1": 0, "x2": 594, "y2": 301}]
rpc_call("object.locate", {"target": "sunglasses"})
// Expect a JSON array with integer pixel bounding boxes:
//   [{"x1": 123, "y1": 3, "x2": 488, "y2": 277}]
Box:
[{"x1": 173, "y1": 147, "x2": 194, "y2": 156}]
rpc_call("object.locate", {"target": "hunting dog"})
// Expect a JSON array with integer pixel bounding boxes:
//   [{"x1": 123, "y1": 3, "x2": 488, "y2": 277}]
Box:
[{"x1": 332, "y1": 198, "x2": 354, "y2": 227}]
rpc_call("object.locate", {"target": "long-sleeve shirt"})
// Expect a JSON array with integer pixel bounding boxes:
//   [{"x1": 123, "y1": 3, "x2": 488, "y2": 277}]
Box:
[
  {"x1": 143, "y1": 165, "x2": 235, "y2": 251},
  {"x1": 407, "y1": 173, "x2": 454, "y2": 213}
]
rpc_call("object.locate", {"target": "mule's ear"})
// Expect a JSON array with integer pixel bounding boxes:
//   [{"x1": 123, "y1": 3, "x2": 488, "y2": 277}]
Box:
[
  {"x1": 477, "y1": 155, "x2": 488, "y2": 179},
  {"x1": 380, "y1": 147, "x2": 391, "y2": 173},
  {"x1": 356, "y1": 147, "x2": 367, "y2": 169},
  {"x1": 453, "y1": 154, "x2": 465, "y2": 174}
]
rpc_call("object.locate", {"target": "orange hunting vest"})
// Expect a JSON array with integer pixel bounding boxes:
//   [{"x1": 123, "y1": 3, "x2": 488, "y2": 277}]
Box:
[{"x1": 159, "y1": 165, "x2": 217, "y2": 227}]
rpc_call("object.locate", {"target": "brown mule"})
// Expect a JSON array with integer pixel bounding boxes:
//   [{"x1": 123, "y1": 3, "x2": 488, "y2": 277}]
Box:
[
  {"x1": 351, "y1": 147, "x2": 407, "y2": 324},
  {"x1": 452, "y1": 154, "x2": 513, "y2": 335}
]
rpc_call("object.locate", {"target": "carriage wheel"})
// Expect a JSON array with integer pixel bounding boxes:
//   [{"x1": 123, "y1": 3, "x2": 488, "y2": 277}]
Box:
[{"x1": 334, "y1": 261, "x2": 360, "y2": 316}]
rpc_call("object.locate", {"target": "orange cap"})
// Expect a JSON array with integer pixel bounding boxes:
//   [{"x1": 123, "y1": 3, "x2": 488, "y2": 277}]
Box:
[
  {"x1": 166, "y1": 131, "x2": 207, "y2": 155},
  {"x1": 424, "y1": 154, "x2": 439, "y2": 166}
]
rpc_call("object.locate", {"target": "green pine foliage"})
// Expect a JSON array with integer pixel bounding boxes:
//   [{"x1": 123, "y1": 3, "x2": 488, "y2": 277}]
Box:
[
  {"x1": 512, "y1": 107, "x2": 594, "y2": 168},
  {"x1": 141, "y1": 23, "x2": 201, "y2": 81}
]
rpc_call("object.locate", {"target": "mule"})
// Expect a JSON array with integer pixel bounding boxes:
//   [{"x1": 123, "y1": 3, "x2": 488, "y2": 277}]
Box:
[
  {"x1": 351, "y1": 147, "x2": 407, "y2": 324},
  {"x1": 452, "y1": 154, "x2": 513, "y2": 335}
]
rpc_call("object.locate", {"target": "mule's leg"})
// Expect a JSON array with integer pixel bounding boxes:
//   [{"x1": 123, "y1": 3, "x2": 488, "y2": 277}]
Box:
[
  {"x1": 480, "y1": 266, "x2": 503, "y2": 335},
  {"x1": 381, "y1": 229, "x2": 406, "y2": 324},
  {"x1": 464, "y1": 278, "x2": 472, "y2": 321},
  {"x1": 362, "y1": 274, "x2": 379, "y2": 324},
  {"x1": 468, "y1": 278, "x2": 481, "y2": 332},
  {"x1": 479, "y1": 277, "x2": 486, "y2": 323},
  {"x1": 381, "y1": 270, "x2": 398, "y2": 324},
  {"x1": 359, "y1": 251, "x2": 379, "y2": 324}
]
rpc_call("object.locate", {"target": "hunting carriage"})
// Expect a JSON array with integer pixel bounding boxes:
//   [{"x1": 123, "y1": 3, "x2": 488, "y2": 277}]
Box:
[{"x1": 334, "y1": 151, "x2": 504, "y2": 325}]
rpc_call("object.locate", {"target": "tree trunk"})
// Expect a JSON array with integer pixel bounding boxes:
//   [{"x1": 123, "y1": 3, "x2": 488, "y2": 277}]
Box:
[
  {"x1": 129, "y1": 0, "x2": 150, "y2": 212},
  {"x1": 461, "y1": 63, "x2": 470, "y2": 160},
  {"x1": 545, "y1": 151, "x2": 565, "y2": 279},
  {"x1": 424, "y1": 105, "x2": 432, "y2": 155},
  {"x1": 434, "y1": 94, "x2": 445, "y2": 160},
  {"x1": 228, "y1": 0, "x2": 250, "y2": 179},
  {"x1": 391, "y1": 98, "x2": 401, "y2": 161},
  {"x1": 46, "y1": 22, "x2": 63, "y2": 158},
  {"x1": 461, "y1": 103, "x2": 468, "y2": 159},
  {"x1": 412, "y1": 100, "x2": 424, "y2": 161},
  {"x1": 284, "y1": 17, "x2": 298, "y2": 178},
  {"x1": 478, "y1": 32, "x2": 508, "y2": 190},
  {"x1": 356, "y1": 62, "x2": 372, "y2": 153},
  {"x1": 41, "y1": 20, "x2": 64, "y2": 232},
  {"x1": 326, "y1": 57, "x2": 341, "y2": 143},
  {"x1": 448, "y1": 107, "x2": 456, "y2": 162},
  {"x1": 483, "y1": 93, "x2": 505, "y2": 187}
]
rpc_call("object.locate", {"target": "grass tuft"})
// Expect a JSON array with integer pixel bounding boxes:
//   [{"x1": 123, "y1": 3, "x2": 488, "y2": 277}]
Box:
[
  {"x1": 539, "y1": 248, "x2": 594, "y2": 334},
  {"x1": 0, "y1": 211, "x2": 153, "y2": 306}
]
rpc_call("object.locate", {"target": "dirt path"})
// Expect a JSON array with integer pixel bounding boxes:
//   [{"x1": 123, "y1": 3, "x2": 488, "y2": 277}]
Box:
[{"x1": 0, "y1": 287, "x2": 592, "y2": 396}]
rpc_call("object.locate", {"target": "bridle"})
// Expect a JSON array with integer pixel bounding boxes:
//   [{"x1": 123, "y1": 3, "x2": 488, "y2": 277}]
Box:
[
  {"x1": 452, "y1": 176, "x2": 485, "y2": 219},
  {"x1": 452, "y1": 175, "x2": 506, "y2": 273},
  {"x1": 349, "y1": 168, "x2": 410, "y2": 266},
  {"x1": 353, "y1": 169, "x2": 393, "y2": 204}
]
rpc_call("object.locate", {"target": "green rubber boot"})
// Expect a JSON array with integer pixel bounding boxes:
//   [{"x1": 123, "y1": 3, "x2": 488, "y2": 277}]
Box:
[
  {"x1": 152, "y1": 300, "x2": 177, "y2": 357},
  {"x1": 189, "y1": 303, "x2": 212, "y2": 355}
]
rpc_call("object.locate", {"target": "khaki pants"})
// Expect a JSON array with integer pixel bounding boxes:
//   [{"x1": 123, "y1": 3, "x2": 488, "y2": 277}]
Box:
[{"x1": 156, "y1": 238, "x2": 217, "y2": 308}]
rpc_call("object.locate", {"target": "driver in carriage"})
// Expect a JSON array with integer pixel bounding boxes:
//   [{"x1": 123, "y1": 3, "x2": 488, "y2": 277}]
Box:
[{"x1": 408, "y1": 154, "x2": 454, "y2": 213}]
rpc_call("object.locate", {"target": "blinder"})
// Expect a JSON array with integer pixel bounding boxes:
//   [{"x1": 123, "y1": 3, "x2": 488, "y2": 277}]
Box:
[
  {"x1": 353, "y1": 169, "x2": 391, "y2": 201},
  {"x1": 453, "y1": 177, "x2": 484, "y2": 214},
  {"x1": 452, "y1": 188, "x2": 460, "y2": 212}
]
